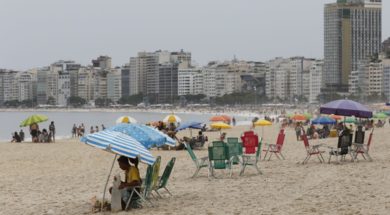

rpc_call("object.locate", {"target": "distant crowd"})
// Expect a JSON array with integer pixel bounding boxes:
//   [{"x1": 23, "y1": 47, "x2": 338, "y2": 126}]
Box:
[{"x1": 12, "y1": 121, "x2": 56, "y2": 143}]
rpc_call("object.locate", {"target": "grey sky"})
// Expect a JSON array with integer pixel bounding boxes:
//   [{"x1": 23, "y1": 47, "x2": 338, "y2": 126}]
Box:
[{"x1": 0, "y1": 0, "x2": 389, "y2": 70}]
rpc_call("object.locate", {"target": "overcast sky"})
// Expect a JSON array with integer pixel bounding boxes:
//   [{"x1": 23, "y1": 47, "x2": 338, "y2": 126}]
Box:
[{"x1": 0, "y1": 0, "x2": 389, "y2": 70}]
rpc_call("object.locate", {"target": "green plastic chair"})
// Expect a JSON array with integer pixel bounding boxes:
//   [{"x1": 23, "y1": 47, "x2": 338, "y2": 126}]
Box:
[
  {"x1": 226, "y1": 137, "x2": 243, "y2": 164},
  {"x1": 208, "y1": 141, "x2": 230, "y2": 178},
  {"x1": 154, "y1": 157, "x2": 176, "y2": 197},
  {"x1": 125, "y1": 164, "x2": 154, "y2": 210},
  {"x1": 240, "y1": 138, "x2": 263, "y2": 176},
  {"x1": 184, "y1": 142, "x2": 209, "y2": 177}
]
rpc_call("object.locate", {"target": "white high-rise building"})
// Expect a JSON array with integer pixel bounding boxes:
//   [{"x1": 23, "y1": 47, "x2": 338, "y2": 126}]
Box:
[
  {"x1": 107, "y1": 69, "x2": 122, "y2": 102},
  {"x1": 382, "y1": 59, "x2": 390, "y2": 101},
  {"x1": 16, "y1": 72, "x2": 34, "y2": 102},
  {"x1": 178, "y1": 68, "x2": 204, "y2": 96},
  {"x1": 309, "y1": 60, "x2": 324, "y2": 103}
]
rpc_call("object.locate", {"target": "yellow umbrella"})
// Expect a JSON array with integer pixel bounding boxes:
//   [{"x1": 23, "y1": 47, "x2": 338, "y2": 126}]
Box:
[
  {"x1": 254, "y1": 120, "x2": 272, "y2": 137},
  {"x1": 116, "y1": 116, "x2": 137, "y2": 124},
  {"x1": 210, "y1": 122, "x2": 232, "y2": 135},
  {"x1": 163, "y1": 114, "x2": 181, "y2": 123},
  {"x1": 254, "y1": 119, "x2": 272, "y2": 126}
]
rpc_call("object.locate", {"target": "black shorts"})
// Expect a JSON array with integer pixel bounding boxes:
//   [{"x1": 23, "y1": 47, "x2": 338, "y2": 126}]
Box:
[{"x1": 31, "y1": 130, "x2": 38, "y2": 137}]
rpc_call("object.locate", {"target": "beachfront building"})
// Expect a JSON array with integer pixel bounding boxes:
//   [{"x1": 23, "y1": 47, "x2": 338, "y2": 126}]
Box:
[
  {"x1": 324, "y1": 0, "x2": 382, "y2": 93},
  {"x1": 76, "y1": 67, "x2": 94, "y2": 102},
  {"x1": 120, "y1": 64, "x2": 130, "y2": 98},
  {"x1": 129, "y1": 50, "x2": 191, "y2": 101},
  {"x1": 266, "y1": 57, "x2": 315, "y2": 102},
  {"x1": 0, "y1": 70, "x2": 19, "y2": 104},
  {"x1": 382, "y1": 58, "x2": 390, "y2": 101},
  {"x1": 178, "y1": 68, "x2": 204, "y2": 96},
  {"x1": 16, "y1": 72, "x2": 35, "y2": 102},
  {"x1": 107, "y1": 68, "x2": 122, "y2": 103},
  {"x1": 158, "y1": 63, "x2": 178, "y2": 103},
  {"x1": 92, "y1": 56, "x2": 112, "y2": 70},
  {"x1": 202, "y1": 67, "x2": 217, "y2": 98},
  {"x1": 93, "y1": 69, "x2": 108, "y2": 101},
  {"x1": 309, "y1": 60, "x2": 324, "y2": 103}
]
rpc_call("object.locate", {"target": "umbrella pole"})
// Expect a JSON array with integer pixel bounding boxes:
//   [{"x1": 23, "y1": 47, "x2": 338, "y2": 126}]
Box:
[{"x1": 102, "y1": 154, "x2": 118, "y2": 212}]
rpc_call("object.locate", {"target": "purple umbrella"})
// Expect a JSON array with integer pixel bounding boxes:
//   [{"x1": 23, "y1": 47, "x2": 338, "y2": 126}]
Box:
[{"x1": 320, "y1": 99, "x2": 373, "y2": 118}]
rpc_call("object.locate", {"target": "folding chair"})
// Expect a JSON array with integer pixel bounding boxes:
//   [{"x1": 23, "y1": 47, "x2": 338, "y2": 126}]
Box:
[
  {"x1": 184, "y1": 142, "x2": 209, "y2": 177},
  {"x1": 328, "y1": 133, "x2": 355, "y2": 163},
  {"x1": 301, "y1": 135, "x2": 325, "y2": 164},
  {"x1": 208, "y1": 141, "x2": 230, "y2": 178},
  {"x1": 263, "y1": 130, "x2": 286, "y2": 161},
  {"x1": 154, "y1": 157, "x2": 176, "y2": 197},
  {"x1": 240, "y1": 138, "x2": 263, "y2": 176},
  {"x1": 354, "y1": 129, "x2": 373, "y2": 161}
]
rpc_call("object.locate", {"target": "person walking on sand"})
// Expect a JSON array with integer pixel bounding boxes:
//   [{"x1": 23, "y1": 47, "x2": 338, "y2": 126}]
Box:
[{"x1": 49, "y1": 121, "x2": 56, "y2": 142}]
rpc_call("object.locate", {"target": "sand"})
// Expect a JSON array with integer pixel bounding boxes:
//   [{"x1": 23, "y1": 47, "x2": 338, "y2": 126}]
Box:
[{"x1": 1, "y1": 124, "x2": 390, "y2": 215}]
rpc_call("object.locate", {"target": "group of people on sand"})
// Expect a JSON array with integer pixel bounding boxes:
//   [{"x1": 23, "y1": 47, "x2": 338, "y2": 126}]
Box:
[
  {"x1": 72, "y1": 123, "x2": 106, "y2": 137},
  {"x1": 11, "y1": 130, "x2": 24, "y2": 143},
  {"x1": 16, "y1": 121, "x2": 56, "y2": 143}
]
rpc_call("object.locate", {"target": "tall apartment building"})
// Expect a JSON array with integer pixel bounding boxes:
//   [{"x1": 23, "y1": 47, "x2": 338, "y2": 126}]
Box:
[
  {"x1": 309, "y1": 60, "x2": 324, "y2": 103},
  {"x1": 178, "y1": 68, "x2": 204, "y2": 96},
  {"x1": 121, "y1": 64, "x2": 130, "y2": 97},
  {"x1": 92, "y1": 56, "x2": 112, "y2": 70},
  {"x1": 107, "y1": 68, "x2": 122, "y2": 102},
  {"x1": 129, "y1": 50, "x2": 191, "y2": 99},
  {"x1": 382, "y1": 59, "x2": 390, "y2": 101},
  {"x1": 76, "y1": 67, "x2": 94, "y2": 102},
  {"x1": 16, "y1": 72, "x2": 34, "y2": 102},
  {"x1": 157, "y1": 63, "x2": 178, "y2": 103},
  {"x1": 324, "y1": 0, "x2": 382, "y2": 92},
  {"x1": 0, "y1": 70, "x2": 18, "y2": 104}
]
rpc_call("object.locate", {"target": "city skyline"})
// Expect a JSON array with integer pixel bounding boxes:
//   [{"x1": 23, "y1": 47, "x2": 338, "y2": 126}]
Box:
[{"x1": 1, "y1": 0, "x2": 389, "y2": 70}]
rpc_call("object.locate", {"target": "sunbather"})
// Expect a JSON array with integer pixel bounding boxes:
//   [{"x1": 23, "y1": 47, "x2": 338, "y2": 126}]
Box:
[{"x1": 110, "y1": 156, "x2": 141, "y2": 210}]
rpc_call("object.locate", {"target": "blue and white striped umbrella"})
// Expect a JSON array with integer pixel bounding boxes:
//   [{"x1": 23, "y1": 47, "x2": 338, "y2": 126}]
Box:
[
  {"x1": 80, "y1": 130, "x2": 155, "y2": 165},
  {"x1": 107, "y1": 123, "x2": 176, "y2": 149}
]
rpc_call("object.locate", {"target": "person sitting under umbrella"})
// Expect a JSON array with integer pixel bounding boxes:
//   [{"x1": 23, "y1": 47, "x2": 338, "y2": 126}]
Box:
[{"x1": 109, "y1": 156, "x2": 141, "y2": 210}]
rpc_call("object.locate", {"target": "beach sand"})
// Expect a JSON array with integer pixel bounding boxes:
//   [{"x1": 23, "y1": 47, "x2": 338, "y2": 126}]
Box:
[{"x1": 1, "y1": 124, "x2": 390, "y2": 215}]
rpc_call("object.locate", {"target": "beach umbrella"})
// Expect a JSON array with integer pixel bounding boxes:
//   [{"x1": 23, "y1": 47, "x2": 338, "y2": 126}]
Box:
[
  {"x1": 329, "y1": 114, "x2": 343, "y2": 120},
  {"x1": 220, "y1": 115, "x2": 231, "y2": 122},
  {"x1": 320, "y1": 99, "x2": 372, "y2": 118},
  {"x1": 20, "y1": 114, "x2": 49, "y2": 127},
  {"x1": 373, "y1": 112, "x2": 388, "y2": 119},
  {"x1": 303, "y1": 113, "x2": 313, "y2": 119},
  {"x1": 210, "y1": 122, "x2": 232, "y2": 134},
  {"x1": 291, "y1": 114, "x2": 307, "y2": 122},
  {"x1": 311, "y1": 116, "x2": 336, "y2": 125},
  {"x1": 384, "y1": 111, "x2": 390, "y2": 116},
  {"x1": 344, "y1": 117, "x2": 357, "y2": 124},
  {"x1": 107, "y1": 123, "x2": 176, "y2": 149},
  {"x1": 81, "y1": 130, "x2": 155, "y2": 165},
  {"x1": 210, "y1": 115, "x2": 229, "y2": 123},
  {"x1": 175, "y1": 122, "x2": 203, "y2": 137},
  {"x1": 80, "y1": 130, "x2": 155, "y2": 211},
  {"x1": 254, "y1": 119, "x2": 272, "y2": 137},
  {"x1": 163, "y1": 114, "x2": 181, "y2": 123},
  {"x1": 116, "y1": 116, "x2": 137, "y2": 124}
]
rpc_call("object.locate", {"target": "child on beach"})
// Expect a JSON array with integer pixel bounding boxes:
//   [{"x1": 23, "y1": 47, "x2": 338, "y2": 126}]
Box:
[{"x1": 11, "y1": 132, "x2": 21, "y2": 143}]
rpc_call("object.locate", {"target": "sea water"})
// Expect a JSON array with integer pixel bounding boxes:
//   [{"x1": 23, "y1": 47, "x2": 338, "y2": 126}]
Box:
[{"x1": 0, "y1": 110, "x2": 252, "y2": 141}]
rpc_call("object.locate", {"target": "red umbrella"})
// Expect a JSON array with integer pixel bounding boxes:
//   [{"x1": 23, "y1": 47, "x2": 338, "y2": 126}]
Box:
[{"x1": 210, "y1": 116, "x2": 229, "y2": 122}]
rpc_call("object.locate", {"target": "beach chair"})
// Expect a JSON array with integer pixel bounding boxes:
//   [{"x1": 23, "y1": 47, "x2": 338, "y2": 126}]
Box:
[
  {"x1": 263, "y1": 130, "x2": 286, "y2": 161},
  {"x1": 354, "y1": 129, "x2": 373, "y2": 161},
  {"x1": 150, "y1": 156, "x2": 161, "y2": 199},
  {"x1": 184, "y1": 142, "x2": 209, "y2": 178},
  {"x1": 208, "y1": 141, "x2": 230, "y2": 178},
  {"x1": 328, "y1": 133, "x2": 355, "y2": 163},
  {"x1": 125, "y1": 164, "x2": 154, "y2": 210},
  {"x1": 301, "y1": 135, "x2": 325, "y2": 164},
  {"x1": 240, "y1": 138, "x2": 263, "y2": 176},
  {"x1": 154, "y1": 157, "x2": 176, "y2": 198},
  {"x1": 226, "y1": 137, "x2": 242, "y2": 164},
  {"x1": 240, "y1": 132, "x2": 258, "y2": 154}
]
